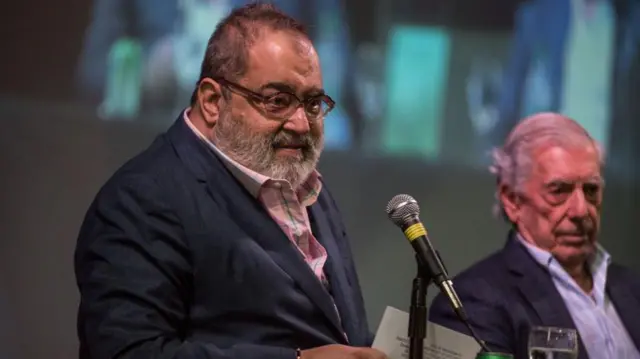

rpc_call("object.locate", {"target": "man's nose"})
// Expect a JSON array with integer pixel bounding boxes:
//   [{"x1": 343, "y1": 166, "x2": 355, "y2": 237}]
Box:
[
  {"x1": 282, "y1": 107, "x2": 311, "y2": 135},
  {"x1": 567, "y1": 190, "x2": 589, "y2": 219}
]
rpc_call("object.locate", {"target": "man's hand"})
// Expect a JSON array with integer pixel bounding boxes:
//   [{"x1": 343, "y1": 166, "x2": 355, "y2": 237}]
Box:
[{"x1": 301, "y1": 344, "x2": 388, "y2": 359}]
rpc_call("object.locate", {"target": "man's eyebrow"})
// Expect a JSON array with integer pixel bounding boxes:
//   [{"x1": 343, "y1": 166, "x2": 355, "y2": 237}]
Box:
[
  {"x1": 544, "y1": 179, "x2": 570, "y2": 188},
  {"x1": 258, "y1": 82, "x2": 296, "y2": 93},
  {"x1": 586, "y1": 175, "x2": 605, "y2": 186},
  {"x1": 544, "y1": 176, "x2": 605, "y2": 187},
  {"x1": 258, "y1": 82, "x2": 325, "y2": 97},
  {"x1": 304, "y1": 88, "x2": 326, "y2": 97}
]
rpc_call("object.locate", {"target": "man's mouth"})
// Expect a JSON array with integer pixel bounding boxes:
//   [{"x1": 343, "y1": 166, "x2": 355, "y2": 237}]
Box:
[
  {"x1": 273, "y1": 144, "x2": 307, "y2": 157},
  {"x1": 557, "y1": 233, "x2": 589, "y2": 245},
  {"x1": 273, "y1": 141, "x2": 308, "y2": 150}
]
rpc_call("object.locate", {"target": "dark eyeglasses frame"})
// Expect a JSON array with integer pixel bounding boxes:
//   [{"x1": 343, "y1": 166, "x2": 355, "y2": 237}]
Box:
[{"x1": 213, "y1": 77, "x2": 335, "y2": 121}]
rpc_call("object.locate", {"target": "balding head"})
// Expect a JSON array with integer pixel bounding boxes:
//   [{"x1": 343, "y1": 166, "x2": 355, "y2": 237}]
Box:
[{"x1": 190, "y1": 2, "x2": 309, "y2": 103}]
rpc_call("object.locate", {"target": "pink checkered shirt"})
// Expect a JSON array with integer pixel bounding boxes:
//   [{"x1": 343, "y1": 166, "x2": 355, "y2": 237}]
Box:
[{"x1": 183, "y1": 110, "x2": 329, "y2": 284}]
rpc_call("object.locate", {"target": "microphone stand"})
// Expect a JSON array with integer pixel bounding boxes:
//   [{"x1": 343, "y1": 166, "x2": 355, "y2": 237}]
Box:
[{"x1": 408, "y1": 254, "x2": 430, "y2": 359}]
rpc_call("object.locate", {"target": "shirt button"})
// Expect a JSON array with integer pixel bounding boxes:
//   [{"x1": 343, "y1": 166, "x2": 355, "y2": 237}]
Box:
[{"x1": 273, "y1": 182, "x2": 281, "y2": 189}]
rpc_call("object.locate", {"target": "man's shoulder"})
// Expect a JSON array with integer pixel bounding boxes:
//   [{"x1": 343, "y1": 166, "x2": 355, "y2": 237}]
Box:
[
  {"x1": 452, "y1": 247, "x2": 511, "y2": 287},
  {"x1": 95, "y1": 133, "x2": 185, "y2": 203},
  {"x1": 429, "y1": 245, "x2": 516, "y2": 337},
  {"x1": 76, "y1": 132, "x2": 190, "y2": 247},
  {"x1": 609, "y1": 262, "x2": 640, "y2": 286},
  {"x1": 430, "y1": 246, "x2": 514, "y2": 312}
]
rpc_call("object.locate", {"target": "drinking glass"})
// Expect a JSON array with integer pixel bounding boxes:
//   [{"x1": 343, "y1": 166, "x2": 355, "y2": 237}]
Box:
[{"x1": 528, "y1": 326, "x2": 579, "y2": 359}]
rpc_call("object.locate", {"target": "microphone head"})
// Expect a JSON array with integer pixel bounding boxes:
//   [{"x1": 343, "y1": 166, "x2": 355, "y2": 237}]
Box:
[{"x1": 385, "y1": 194, "x2": 420, "y2": 226}]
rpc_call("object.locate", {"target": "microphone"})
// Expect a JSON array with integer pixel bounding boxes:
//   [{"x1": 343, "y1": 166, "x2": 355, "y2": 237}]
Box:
[
  {"x1": 385, "y1": 194, "x2": 466, "y2": 319},
  {"x1": 386, "y1": 194, "x2": 491, "y2": 353}
]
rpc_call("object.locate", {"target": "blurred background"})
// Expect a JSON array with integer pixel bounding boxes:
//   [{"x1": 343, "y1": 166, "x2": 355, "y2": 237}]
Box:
[{"x1": 1, "y1": 0, "x2": 639, "y2": 358}]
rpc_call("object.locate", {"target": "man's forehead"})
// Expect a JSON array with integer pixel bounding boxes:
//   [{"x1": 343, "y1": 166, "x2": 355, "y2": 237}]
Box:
[
  {"x1": 246, "y1": 30, "x2": 321, "y2": 84},
  {"x1": 532, "y1": 145, "x2": 601, "y2": 182},
  {"x1": 292, "y1": 37, "x2": 317, "y2": 59}
]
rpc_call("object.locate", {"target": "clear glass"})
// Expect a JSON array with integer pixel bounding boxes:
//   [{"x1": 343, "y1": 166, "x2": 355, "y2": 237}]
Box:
[{"x1": 528, "y1": 326, "x2": 579, "y2": 359}]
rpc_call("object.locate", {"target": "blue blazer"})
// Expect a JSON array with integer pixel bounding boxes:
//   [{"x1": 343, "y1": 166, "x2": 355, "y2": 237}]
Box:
[
  {"x1": 429, "y1": 233, "x2": 640, "y2": 359},
  {"x1": 74, "y1": 116, "x2": 372, "y2": 359}
]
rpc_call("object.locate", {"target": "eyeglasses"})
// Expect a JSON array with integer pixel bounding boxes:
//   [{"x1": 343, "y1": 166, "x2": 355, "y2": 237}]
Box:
[{"x1": 214, "y1": 77, "x2": 335, "y2": 121}]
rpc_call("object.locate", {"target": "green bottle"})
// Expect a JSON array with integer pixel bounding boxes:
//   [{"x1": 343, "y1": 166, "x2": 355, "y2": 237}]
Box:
[{"x1": 475, "y1": 352, "x2": 514, "y2": 359}]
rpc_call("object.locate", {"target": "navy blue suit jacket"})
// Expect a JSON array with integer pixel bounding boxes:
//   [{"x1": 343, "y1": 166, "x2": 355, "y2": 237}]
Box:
[
  {"x1": 74, "y1": 117, "x2": 372, "y2": 359},
  {"x1": 429, "y1": 233, "x2": 640, "y2": 359}
]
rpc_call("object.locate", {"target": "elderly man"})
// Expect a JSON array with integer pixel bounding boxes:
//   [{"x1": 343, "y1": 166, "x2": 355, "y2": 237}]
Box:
[
  {"x1": 74, "y1": 3, "x2": 385, "y2": 359},
  {"x1": 429, "y1": 113, "x2": 640, "y2": 359}
]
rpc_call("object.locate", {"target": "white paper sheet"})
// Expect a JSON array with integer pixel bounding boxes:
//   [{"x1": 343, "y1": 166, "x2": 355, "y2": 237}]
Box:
[{"x1": 372, "y1": 306, "x2": 481, "y2": 359}]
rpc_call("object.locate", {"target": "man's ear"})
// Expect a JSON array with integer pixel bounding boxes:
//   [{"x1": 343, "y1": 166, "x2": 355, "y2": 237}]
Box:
[
  {"x1": 196, "y1": 78, "x2": 224, "y2": 127},
  {"x1": 499, "y1": 182, "x2": 520, "y2": 223}
]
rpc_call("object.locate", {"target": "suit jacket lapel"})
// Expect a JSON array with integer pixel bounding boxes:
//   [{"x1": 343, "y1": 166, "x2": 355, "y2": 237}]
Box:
[
  {"x1": 166, "y1": 117, "x2": 346, "y2": 338},
  {"x1": 504, "y1": 236, "x2": 589, "y2": 359},
  {"x1": 607, "y1": 266, "x2": 640, "y2": 350},
  {"x1": 309, "y1": 200, "x2": 354, "y2": 344},
  {"x1": 207, "y1": 175, "x2": 347, "y2": 340}
]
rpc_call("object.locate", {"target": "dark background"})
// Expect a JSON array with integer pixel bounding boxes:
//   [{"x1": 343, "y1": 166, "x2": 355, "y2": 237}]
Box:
[{"x1": 1, "y1": 1, "x2": 637, "y2": 358}]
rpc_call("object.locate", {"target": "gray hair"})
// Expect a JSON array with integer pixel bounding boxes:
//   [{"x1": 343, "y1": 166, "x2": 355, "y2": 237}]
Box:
[{"x1": 489, "y1": 112, "x2": 605, "y2": 221}]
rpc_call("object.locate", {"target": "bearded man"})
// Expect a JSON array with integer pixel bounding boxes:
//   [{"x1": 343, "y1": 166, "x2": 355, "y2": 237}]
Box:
[{"x1": 73, "y1": 4, "x2": 386, "y2": 359}]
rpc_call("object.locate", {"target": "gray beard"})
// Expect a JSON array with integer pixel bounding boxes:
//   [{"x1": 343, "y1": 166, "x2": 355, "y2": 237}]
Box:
[{"x1": 213, "y1": 111, "x2": 323, "y2": 189}]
